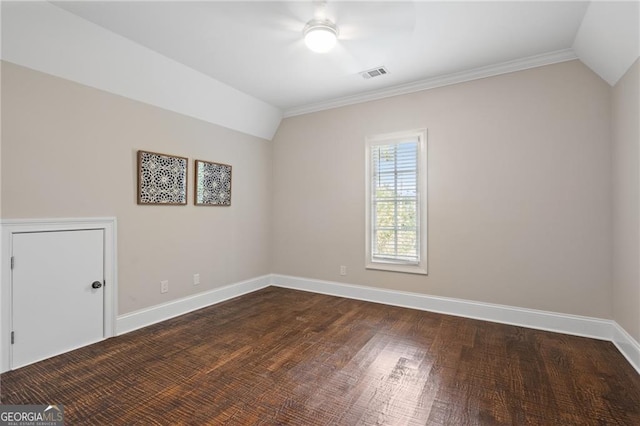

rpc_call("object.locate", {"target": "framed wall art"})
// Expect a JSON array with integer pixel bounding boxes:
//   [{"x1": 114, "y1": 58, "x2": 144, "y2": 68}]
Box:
[
  {"x1": 194, "y1": 159, "x2": 232, "y2": 206},
  {"x1": 137, "y1": 150, "x2": 188, "y2": 205}
]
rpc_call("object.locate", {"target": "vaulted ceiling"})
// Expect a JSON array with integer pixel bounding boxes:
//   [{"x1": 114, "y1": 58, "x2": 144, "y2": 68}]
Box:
[
  {"x1": 53, "y1": 1, "x2": 592, "y2": 115},
  {"x1": 2, "y1": 1, "x2": 638, "y2": 139}
]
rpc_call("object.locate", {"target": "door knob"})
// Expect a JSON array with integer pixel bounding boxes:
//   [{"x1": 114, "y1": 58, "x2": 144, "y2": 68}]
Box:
[{"x1": 91, "y1": 281, "x2": 103, "y2": 289}]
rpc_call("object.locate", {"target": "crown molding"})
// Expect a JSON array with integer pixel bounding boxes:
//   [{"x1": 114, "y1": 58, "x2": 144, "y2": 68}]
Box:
[{"x1": 283, "y1": 48, "x2": 578, "y2": 118}]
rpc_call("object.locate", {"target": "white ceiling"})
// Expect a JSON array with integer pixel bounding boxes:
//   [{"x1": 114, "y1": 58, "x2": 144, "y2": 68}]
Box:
[{"x1": 52, "y1": 1, "x2": 591, "y2": 115}]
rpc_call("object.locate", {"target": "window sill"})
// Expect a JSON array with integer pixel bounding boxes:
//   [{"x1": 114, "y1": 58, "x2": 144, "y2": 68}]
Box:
[{"x1": 366, "y1": 262, "x2": 428, "y2": 275}]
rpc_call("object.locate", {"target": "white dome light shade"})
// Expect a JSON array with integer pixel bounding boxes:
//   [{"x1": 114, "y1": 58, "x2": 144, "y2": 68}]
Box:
[{"x1": 303, "y1": 20, "x2": 338, "y2": 53}]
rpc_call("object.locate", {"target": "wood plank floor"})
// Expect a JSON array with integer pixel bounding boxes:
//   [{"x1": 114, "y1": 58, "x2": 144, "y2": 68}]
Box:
[{"x1": 1, "y1": 287, "x2": 639, "y2": 425}]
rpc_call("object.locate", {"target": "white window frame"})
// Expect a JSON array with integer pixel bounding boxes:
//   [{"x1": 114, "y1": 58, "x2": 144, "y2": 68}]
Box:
[{"x1": 365, "y1": 129, "x2": 428, "y2": 275}]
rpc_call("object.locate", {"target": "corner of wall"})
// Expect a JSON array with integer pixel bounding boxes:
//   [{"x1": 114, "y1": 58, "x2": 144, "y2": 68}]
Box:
[{"x1": 611, "y1": 58, "x2": 640, "y2": 344}]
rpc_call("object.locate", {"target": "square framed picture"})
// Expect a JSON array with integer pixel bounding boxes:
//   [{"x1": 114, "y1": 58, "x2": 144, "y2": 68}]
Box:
[
  {"x1": 195, "y1": 159, "x2": 232, "y2": 206},
  {"x1": 137, "y1": 150, "x2": 188, "y2": 205}
]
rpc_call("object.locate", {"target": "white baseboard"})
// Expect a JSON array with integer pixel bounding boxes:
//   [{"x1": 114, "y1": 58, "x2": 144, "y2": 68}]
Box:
[
  {"x1": 116, "y1": 275, "x2": 271, "y2": 335},
  {"x1": 114, "y1": 272, "x2": 640, "y2": 375},
  {"x1": 612, "y1": 322, "x2": 640, "y2": 374},
  {"x1": 271, "y1": 274, "x2": 613, "y2": 340},
  {"x1": 271, "y1": 274, "x2": 640, "y2": 374}
]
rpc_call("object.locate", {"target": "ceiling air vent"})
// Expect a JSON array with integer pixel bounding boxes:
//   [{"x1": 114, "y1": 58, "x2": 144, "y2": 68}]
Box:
[{"x1": 361, "y1": 66, "x2": 389, "y2": 80}]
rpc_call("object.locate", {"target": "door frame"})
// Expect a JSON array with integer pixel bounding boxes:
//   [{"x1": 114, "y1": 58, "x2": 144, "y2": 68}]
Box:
[{"x1": 1, "y1": 217, "x2": 117, "y2": 372}]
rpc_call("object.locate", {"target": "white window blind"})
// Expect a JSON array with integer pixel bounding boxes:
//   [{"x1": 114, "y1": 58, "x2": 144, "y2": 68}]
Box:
[{"x1": 366, "y1": 130, "x2": 427, "y2": 274}]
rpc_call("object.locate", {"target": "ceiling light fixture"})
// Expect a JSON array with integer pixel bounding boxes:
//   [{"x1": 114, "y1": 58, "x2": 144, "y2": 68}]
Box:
[{"x1": 303, "y1": 19, "x2": 338, "y2": 53}]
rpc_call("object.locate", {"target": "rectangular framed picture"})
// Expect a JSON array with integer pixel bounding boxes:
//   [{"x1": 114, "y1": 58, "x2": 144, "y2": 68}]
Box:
[
  {"x1": 195, "y1": 159, "x2": 232, "y2": 206},
  {"x1": 137, "y1": 150, "x2": 188, "y2": 205}
]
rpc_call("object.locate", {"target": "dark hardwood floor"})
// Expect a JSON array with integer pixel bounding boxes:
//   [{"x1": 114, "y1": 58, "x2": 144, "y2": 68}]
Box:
[{"x1": 1, "y1": 287, "x2": 639, "y2": 425}]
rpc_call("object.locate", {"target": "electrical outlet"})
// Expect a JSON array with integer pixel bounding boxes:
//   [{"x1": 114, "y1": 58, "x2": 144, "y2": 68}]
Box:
[
  {"x1": 160, "y1": 280, "x2": 169, "y2": 294},
  {"x1": 193, "y1": 273, "x2": 200, "y2": 286},
  {"x1": 340, "y1": 265, "x2": 347, "y2": 276}
]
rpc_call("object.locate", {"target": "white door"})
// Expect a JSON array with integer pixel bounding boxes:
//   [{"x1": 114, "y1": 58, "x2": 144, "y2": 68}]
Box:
[{"x1": 11, "y1": 230, "x2": 104, "y2": 369}]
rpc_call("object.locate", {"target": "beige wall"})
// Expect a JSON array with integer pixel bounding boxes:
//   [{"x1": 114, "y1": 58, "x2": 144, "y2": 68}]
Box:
[
  {"x1": 1, "y1": 58, "x2": 624, "y2": 323},
  {"x1": 1, "y1": 61, "x2": 272, "y2": 315},
  {"x1": 612, "y1": 58, "x2": 640, "y2": 341},
  {"x1": 272, "y1": 60, "x2": 612, "y2": 318}
]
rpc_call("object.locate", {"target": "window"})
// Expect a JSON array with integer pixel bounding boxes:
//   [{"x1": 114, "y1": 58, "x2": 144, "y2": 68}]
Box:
[{"x1": 365, "y1": 129, "x2": 427, "y2": 274}]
